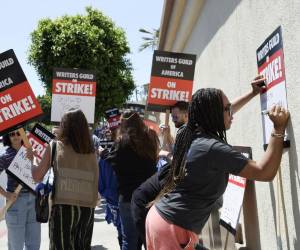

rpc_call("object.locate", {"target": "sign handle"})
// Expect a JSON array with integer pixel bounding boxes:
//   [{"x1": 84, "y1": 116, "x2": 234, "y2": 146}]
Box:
[
  {"x1": 0, "y1": 184, "x2": 22, "y2": 220},
  {"x1": 276, "y1": 168, "x2": 290, "y2": 247},
  {"x1": 161, "y1": 109, "x2": 170, "y2": 151},
  {"x1": 223, "y1": 230, "x2": 229, "y2": 250},
  {"x1": 0, "y1": 128, "x2": 32, "y2": 220},
  {"x1": 18, "y1": 128, "x2": 31, "y2": 148}
]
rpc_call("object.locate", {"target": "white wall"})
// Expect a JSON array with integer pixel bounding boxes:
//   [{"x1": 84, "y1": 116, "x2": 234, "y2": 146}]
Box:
[{"x1": 179, "y1": 0, "x2": 300, "y2": 249}]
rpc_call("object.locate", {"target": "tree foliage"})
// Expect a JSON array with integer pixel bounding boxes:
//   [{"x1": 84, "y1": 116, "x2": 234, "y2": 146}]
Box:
[
  {"x1": 36, "y1": 94, "x2": 52, "y2": 125},
  {"x1": 28, "y1": 7, "x2": 135, "y2": 122}
]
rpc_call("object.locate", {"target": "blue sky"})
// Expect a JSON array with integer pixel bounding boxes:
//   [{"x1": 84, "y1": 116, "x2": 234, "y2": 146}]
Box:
[{"x1": 1, "y1": 0, "x2": 163, "y2": 96}]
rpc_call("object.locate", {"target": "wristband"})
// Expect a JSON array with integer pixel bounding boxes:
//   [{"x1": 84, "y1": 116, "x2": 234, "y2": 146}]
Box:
[{"x1": 271, "y1": 132, "x2": 285, "y2": 138}]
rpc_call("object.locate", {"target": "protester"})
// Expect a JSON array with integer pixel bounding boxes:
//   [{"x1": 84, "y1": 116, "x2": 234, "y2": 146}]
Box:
[
  {"x1": 98, "y1": 126, "x2": 123, "y2": 249},
  {"x1": 0, "y1": 130, "x2": 41, "y2": 250},
  {"x1": 99, "y1": 155, "x2": 123, "y2": 249},
  {"x1": 29, "y1": 109, "x2": 99, "y2": 250},
  {"x1": 132, "y1": 76, "x2": 251, "y2": 246},
  {"x1": 107, "y1": 110, "x2": 159, "y2": 250},
  {"x1": 160, "y1": 101, "x2": 189, "y2": 152},
  {"x1": 171, "y1": 101, "x2": 189, "y2": 129},
  {"x1": 131, "y1": 163, "x2": 169, "y2": 247},
  {"x1": 145, "y1": 76, "x2": 290, "y2": 249}
]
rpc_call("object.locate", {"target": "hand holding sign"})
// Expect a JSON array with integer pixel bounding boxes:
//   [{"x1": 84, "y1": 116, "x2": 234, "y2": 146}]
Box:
[
  {"x1": 5, "y1": 191, "x2": 18, "y2": 202},
  {"x1": 267, "y1": 105, "x2": 290, "y2": 132},
  {"x1": 0, "y1": 184, "x2": 22, "y2": 220},
  {"x1": 251, "y1": 75, "x2": 266, "y2": 94}
]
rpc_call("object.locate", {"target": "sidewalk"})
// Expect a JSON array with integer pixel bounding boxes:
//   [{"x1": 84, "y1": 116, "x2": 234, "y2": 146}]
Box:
[{"x1": 0, "y1": 202, "x2": 120, "y2": 250}]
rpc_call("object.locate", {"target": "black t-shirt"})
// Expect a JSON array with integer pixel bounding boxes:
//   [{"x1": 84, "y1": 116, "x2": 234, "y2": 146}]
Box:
[
  {"x1": 131, "y1": 163, "x2": 169, "y2": 244},
  {"x1": 107, "y1": 142, "x2": 157, "y2": 202},
  {"x1": 155, "y1": 133, "x2": 248, "y2": 234}
]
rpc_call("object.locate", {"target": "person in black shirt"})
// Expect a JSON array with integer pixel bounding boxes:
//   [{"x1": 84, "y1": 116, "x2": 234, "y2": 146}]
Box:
[
  {"x1": 145, "y1": 76, "x2": 290, "y2": 249},
  {"x1": 131, "y1": 163, "x2": 169, "y2": 247},
  {"x1": 108, "y1": 110, "x2": 159, "y2": 250}
]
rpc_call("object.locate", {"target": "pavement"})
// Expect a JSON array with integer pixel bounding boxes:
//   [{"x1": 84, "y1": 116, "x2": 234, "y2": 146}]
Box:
[{"x1": 0, "y1": 202, "x2": 120, "y2": 250}]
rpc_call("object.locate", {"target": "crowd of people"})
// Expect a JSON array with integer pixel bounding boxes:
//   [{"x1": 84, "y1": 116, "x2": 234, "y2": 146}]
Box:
[{"x1": 0, "y1": 75, "x2": 290, "y2": 250}]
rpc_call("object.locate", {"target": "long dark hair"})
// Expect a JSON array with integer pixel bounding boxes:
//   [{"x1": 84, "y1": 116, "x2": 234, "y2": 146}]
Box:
[
  {"x1": 58, "y1": 109, "x2": 95, "y2": 154},
  {"x1": 158, "y1": 88, "x2": 227, "y2": 198},
  {"x1": 3, "y1": 134, "x2": 12, "y2": 147},
  {"x1": 117, "y1": 110, "x2": 159, "y2": 162}
]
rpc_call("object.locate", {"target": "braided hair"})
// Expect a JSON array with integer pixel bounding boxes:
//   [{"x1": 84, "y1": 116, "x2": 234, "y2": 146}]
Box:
[{"x1": 157, "y1": 88, "x2": 228, "y2": 198}]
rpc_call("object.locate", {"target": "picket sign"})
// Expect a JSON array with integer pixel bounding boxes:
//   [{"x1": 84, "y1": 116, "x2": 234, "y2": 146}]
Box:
[
  {"x1": 146, "y1": 50, "x2": 196, "y2": 112},
  {"x1": 0, "y1": 49, "x2": 43, "y2": 220},
  {"x1": 51, "y1": 67, "x2": 96, "y2": 124}
]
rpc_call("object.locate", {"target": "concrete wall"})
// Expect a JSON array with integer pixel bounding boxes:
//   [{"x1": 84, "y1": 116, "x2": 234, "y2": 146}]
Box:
[{"x1": 161, "y1": 0, "x2": 300, "y2": 249}]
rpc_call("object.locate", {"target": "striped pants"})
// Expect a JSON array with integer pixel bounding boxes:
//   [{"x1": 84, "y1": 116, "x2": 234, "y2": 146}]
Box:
[{"x1": 49, "y1": 204, "x2": 95, "y2": 250}]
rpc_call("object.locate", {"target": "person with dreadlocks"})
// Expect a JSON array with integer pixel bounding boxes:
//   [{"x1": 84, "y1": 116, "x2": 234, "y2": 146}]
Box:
[{"x1": 145, "y1": 75, "x2": 290, "y2": 250}]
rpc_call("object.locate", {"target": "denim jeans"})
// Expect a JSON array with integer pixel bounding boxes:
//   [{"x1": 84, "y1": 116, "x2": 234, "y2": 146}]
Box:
[
  {"x1": 5, "y1": 192, "x2": 41, "y2": 250},
  {"x1": 119, "y1": 200, "x2": 142, "y2": 250}
]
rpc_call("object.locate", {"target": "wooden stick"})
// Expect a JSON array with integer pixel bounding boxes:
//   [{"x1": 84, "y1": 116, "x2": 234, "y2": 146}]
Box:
[
  {"x1": 223, "y1": 230, "x2": 229, "y2": 250},
  {"x1": 0, "y1": 184, "x2": 22, "y2": 220},
  {"x1": 274, "y1": 170, "x2": 283, "y2": 249},
  {"x1": 18, "y1": 128, "x2": 31, "y2": 147},
  {"x1": 165, "y1": 109, "x2": 170, "y2": 126},
  {"x1": 277, "y1": 168, "x2": 290, "y2": 248},
  {"x1": 0, "y1": 128, "x2": 32, "y2": 220},
  {"x1": 161, "y1": 109, "x2": 170, "y2": 150}
]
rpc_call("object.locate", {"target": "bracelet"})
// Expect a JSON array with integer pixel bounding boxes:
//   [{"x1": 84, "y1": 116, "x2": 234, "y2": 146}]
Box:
[
  {"x1": 271, "y1": 132, "x2": 285, "y2": 138},
  {"x1": 166, "y1": 152, "x2": 173, "y2": 159}
]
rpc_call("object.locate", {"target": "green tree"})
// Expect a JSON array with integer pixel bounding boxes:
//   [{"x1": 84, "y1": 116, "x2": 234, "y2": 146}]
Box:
[
  {"x1": 138, "y1": 28, "x2": 159, "y2": 52},
  {"x1": 28, "y1": 7, "x2": 135, "y2": 122},
  {"x1": 36, "y1": 94, "x2": 52, "y2": 125}
]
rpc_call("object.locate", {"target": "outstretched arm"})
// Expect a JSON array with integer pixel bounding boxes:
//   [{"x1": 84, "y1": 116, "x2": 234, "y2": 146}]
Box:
[
  {"x1": 238, "y1": 105, "x2": 289, "y2": 181},
  {"x1": 231, "y1": 75, "x2": 266, "y2": 114},
  {"x1": 28, "y1": 144, "x2": 51, "y2": 182}
]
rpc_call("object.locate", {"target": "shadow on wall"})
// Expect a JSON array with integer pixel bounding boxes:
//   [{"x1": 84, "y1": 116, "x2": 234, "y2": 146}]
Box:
[
  {"x1": 268, "y1": 118, "x2": 299, "y2": 250},
  {"x1": 287, "y1": 120, "x2": 300, "y2": 250},
  {"x1": 188, "y1": 0, "x2": 242, "y2": 57}
]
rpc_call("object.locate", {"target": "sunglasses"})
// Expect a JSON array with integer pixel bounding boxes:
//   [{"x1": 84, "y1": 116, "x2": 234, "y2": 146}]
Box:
[
  {"x1": 9, "y1": 131, "x2": 21, "y2": 137},
  {"x1": 224, "y1": 103, "x2": 232, "y2": 116}
]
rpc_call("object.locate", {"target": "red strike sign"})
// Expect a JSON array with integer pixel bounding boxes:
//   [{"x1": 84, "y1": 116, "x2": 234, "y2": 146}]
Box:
[
  {"x1": 258, "y1": 49, "x2": 285, "y2": 91},
  {"x1": 27, "y1": 134, "x2": 47, "y2": 160},
  {"x1": 107, "y1": 115, "x2": 121, "y2": 129},
  {"x1": 52, "y1": 79, "x2": 96, "y2": 97},
  {"x1": 0, "y1": 82, "x2": 42, "y2": 132},
  {"x1": 148, "y1": 77, "x2": 192, "y2": 104}
]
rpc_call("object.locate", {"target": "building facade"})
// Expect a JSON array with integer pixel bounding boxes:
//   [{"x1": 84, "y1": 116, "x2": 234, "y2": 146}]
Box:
[{"x1": 158, "y1": 0, "x2": 300, "y2": 249}]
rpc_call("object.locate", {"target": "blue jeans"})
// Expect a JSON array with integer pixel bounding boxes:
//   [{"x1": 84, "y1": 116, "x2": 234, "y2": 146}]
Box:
[
  {"x1": 5, "y1": 192, "x2": 41, "y2": 250},
  {"x1": 119, "y1": 200, "x2": 141, "y2": 250}
]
